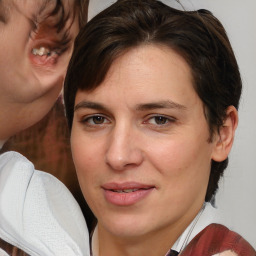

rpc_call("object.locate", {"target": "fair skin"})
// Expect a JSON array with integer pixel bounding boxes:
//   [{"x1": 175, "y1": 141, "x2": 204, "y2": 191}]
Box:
[
  {"x1": 71, "y1": 45, "x2": 238, "y2": 256},
  {"x1": 0, "y1": 0, "x2": 79, "y2": 140}
]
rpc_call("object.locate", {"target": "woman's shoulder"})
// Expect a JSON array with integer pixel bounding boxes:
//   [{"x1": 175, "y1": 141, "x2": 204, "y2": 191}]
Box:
[{"x1": 181, "y1": 223, "x2": 256, "y2": 256}]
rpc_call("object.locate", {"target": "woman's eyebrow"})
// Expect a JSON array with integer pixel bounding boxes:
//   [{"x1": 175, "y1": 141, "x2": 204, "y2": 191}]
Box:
[
  {"x1": 135, "y1": 100, "x2": 187, "y2": 111},
  {"x1": 74, "y1": 100, "x2": 187, "y2": 112},
  {"x1": 74, "y1": 101, "x2": 108, "y2": 112}
]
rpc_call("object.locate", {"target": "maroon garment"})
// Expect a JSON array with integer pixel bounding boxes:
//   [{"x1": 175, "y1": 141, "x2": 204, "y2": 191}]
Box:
[{"x1": 179, "y1": 224, "x2": 256, "y2": 256}]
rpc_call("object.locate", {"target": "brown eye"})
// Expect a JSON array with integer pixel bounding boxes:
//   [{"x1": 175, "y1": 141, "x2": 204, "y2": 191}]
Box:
[
  {"x1": 82, "y1": 115, "x2": 110, "y2": 126},
  {"x1": 92, "y1": 116, "x2": 105, "y2": 124},
  {"x1": 145, "y1": 115, "x2": 176, "y2": 127},
  {"x1": 154, "y1": 116, "x2": 168, "y2": 125}
]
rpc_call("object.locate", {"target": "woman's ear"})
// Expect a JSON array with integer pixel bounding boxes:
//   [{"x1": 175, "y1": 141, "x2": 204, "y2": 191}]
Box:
[{"x1": 211, "y1": 106, "x2": 238, "y2": 162}]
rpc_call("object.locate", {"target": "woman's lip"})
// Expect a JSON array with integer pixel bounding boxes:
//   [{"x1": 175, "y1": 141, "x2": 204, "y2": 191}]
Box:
[
  {"x1": 102, "y1": 182, "x2": 155, "y2": 206},
  {"x1": 102, "y1": 182, "x2": 155, "y2": 190}
]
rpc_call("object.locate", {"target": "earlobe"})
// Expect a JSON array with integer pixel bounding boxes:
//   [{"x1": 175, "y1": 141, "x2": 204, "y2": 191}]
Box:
[{"x1": 211, "y1": 106, "x2": 238, "y2": 162}]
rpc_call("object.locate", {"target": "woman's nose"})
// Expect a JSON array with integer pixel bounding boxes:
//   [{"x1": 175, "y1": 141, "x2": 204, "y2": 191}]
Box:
[{"x1": 105, "y1": 126, "x2": 144, "y2": 171}]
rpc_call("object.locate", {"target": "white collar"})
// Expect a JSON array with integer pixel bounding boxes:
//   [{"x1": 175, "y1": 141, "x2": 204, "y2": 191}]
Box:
[
  {"x1": 92, "y1": 202, "x2": 222, "y2": 255},
  {"x1": 171, "y1": 202, "x2": 221, "y2": 252},
  {"x1": 91, "y1": 225, "x2": 99, "y2": 256}
]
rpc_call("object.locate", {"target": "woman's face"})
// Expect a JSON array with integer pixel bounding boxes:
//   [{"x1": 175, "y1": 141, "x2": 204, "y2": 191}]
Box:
[{"x1": 71, "y1": 45, "x2": 219, "y2": 241}]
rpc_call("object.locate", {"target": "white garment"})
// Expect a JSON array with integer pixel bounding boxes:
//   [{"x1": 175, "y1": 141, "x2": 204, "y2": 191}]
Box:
[
  {"x1": 171, "y1": 202, "x2": 223, "y2": 252},
  {"x1": 0, "y1": 248, "x2": 9, "y2": 256},
  {"x1": 0, "y1": 151, "x2": 90, "y2": 256}
]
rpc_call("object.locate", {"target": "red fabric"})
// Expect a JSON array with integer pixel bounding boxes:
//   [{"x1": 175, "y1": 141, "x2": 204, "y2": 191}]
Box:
[{"x1": 180, "y1": 224, "x2": 255, "y2": 256}]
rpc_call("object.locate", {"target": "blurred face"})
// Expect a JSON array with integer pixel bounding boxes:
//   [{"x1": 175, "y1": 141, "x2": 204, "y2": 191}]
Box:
[
  {"x1": 0, "y1": 0, "x2": 79, "y2": 127},
  {"x1": 71, "y1": 45, "x2": 219, "y2": 242}
]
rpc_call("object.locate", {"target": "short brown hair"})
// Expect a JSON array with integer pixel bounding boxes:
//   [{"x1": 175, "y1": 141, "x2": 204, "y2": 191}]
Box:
[{"x1": 64, "y1": 0, "x2": 242, "y2": 202}]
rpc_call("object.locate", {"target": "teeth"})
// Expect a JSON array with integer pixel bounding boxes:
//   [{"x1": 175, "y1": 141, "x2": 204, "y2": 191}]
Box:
[
  {"x1": 123, "y1": 189, "x2": 138, "y2": 193},
  {"x1": 32, "y1": 47, "x2": 51, "y2": 56},
  {"x1": 115, "y1": 189, "x2": 139, "y2": 193}
]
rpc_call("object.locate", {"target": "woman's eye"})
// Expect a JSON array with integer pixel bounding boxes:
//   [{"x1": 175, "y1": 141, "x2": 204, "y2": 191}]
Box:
[
  {"x1": 91, "y1": 116, "x2": 106, "y2": 124},
  {"x1": 83, "y1": 115, "x2": 110, "y2": 125},
  {"x1": 146, "y1": 115, "x2": 175, "y2": 126},
  {"x1": 151, "y1": 116, "x2": 168, "y2": 125}
]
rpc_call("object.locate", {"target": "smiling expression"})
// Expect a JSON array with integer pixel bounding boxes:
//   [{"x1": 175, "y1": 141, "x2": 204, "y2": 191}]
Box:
[{"x1": 71, "y1": 45, "x2": 220, "y2": 244}]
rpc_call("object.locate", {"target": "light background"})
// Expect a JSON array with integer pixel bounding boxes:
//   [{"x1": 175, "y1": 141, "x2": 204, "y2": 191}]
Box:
[{"x1": 88, "y1": 0, "x2": 256, "y2": 247}]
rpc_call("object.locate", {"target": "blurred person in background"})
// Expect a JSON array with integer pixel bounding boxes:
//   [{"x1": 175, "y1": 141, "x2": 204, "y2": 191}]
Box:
[{"x1": 0, "y1": 0, "x2": 90, "y2": 255}]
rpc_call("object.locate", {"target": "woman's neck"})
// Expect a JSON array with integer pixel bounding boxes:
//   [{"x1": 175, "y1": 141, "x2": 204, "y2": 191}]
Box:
[
  {"x1": 96, "y1": 221, "x2": 185, "y2": 256},
  {"x1": 92, "y1": 202, "x2": 206, "y2": 256}
]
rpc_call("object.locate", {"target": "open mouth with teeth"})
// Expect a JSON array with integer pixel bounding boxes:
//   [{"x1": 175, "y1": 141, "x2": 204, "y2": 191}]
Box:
[
  {"x1": 32, "y1": 47, "x2": 58, "y2": 57},
  {"x1": 111, "y1": 188, "x2": 147, "y2": 193},
  {"x1": 30, "y1": 46, "x2": 59, "y2": 65}
]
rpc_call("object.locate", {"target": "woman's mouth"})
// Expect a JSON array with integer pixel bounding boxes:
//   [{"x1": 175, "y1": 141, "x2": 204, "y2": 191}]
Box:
[{"x1": 102, "y1": 182, "x2": 155, "y2": 206}]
